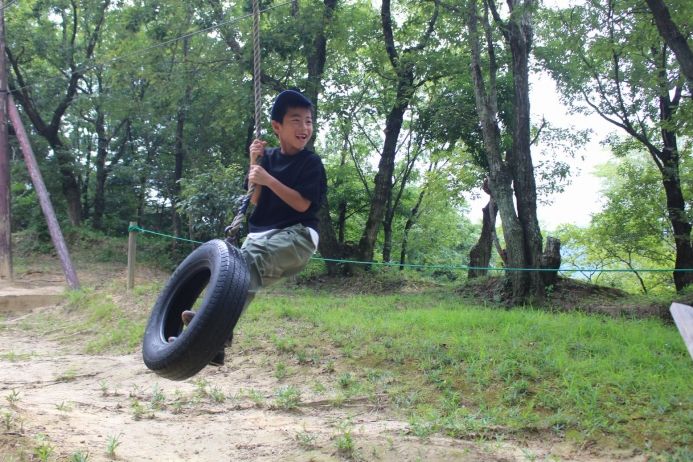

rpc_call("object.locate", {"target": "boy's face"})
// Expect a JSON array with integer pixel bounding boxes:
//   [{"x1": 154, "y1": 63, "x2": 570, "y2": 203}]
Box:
[{"x1": 271, "y1": 106, "x2": 313, "y2": 155}]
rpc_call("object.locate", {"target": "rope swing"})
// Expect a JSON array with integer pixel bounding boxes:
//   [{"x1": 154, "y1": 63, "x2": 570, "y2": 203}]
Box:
[
  {"x1": 225, "y1": 0, "x2": 263, "y2": 244},
  {"x1": 225, "y1": 0, "x2": 300, "y2": 244}
]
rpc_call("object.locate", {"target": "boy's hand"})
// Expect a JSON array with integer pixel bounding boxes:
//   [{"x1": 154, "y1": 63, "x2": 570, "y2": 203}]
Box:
[
  {"x1": 249, "y1": 139, "x2": 267, "y2": 165},
  {"x1": 248, "y1": 165, "x2": 272, "y2": 187}
]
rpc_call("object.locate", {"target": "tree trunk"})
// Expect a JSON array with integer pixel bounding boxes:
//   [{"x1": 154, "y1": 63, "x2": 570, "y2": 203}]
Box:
[
  {"x1": 305, "y1": 0, "x2": 341, "y2": 272},
  {"x1": 51, "y1": 141, "x2": 82, "y2": 226},
  {"x1": 468, "y1": 199, "x2": 498, "y2": 278},
  {"x1": 645, "y1": 0, "x2": 693, "y2": 86},
  {"x1": 654, "y1": 132, "x2": 693, "y2": 291},
  {"x1": 172, "y1": 37, "x2": 192, "y2": 239},
  {"x1": 92, "y1": 110, "x2": 108, "y2": 230},
  {"x1": 357, "y1": 0, "x2": 438, "y2": 263},
  {"x1": 468, "y1": 0, "x2": 528, "y2": 302},
  {"x1": 540, "y1": 236, "x2": 561, "y2": 286},
  {"x1": 507, "y1": 0, "x2": 544, "y2": 301}
]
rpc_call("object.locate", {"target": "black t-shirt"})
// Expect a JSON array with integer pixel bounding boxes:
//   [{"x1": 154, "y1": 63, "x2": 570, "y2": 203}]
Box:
[{"x1": 248, "y1": 147, "x2": 327, "y2": 233}]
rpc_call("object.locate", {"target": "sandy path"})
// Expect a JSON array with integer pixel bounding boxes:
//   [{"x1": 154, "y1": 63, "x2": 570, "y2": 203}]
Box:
[{"x1": 0, "y1": 322, "x2": 641, "y2": 462}]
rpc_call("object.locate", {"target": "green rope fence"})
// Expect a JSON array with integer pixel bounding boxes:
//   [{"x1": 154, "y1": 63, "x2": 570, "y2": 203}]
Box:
[{"x1": 127, "y1": 224, "x2": 693, "y2": 274}]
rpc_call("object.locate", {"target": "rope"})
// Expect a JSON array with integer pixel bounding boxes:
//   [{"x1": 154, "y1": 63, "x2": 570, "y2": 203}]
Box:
[
  {"x1": 224, "y1": 0, "x2": 263, "y2": 244},
  {"x1": 128, "y1": 225, "x2": 693, "y2": 273},
  {"x1": 252, "y1": 0, "x2": 262, "y2": 139}
]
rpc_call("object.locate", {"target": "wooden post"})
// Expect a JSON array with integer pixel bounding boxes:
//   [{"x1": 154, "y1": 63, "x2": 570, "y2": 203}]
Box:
[
  {"x1": 0, "y1": 0, "x2": 12, "y2": 280},
  {"x1": 7, "y1": 95, "x2": 80, "y2": 289},
  {"x1": 127, "y1": 221, "x2": 137, "y2": 291}
]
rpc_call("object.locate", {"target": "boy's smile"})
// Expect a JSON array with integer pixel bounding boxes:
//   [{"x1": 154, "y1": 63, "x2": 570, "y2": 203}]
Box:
[{"x1": 272, "y1": 107, "x2": 313, "y2": 155}]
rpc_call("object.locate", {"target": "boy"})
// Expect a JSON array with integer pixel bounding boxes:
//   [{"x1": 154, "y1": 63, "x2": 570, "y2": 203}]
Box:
[{"x1": 180, "y1": 90, "x2": 327, "y2": 365}]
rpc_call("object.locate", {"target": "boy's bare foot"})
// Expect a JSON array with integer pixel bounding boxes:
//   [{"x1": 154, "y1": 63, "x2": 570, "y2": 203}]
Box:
[{"x1": 182, "y1": 310, "x2": 195, "y2": 325}]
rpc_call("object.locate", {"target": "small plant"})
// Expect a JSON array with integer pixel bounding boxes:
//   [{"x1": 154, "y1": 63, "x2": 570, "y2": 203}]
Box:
[
  {"x1": 294, "y1": 428, "x2": 317, "y2": 448},
  {"x1": 275, "y1": 361, "x2": 287, "y2": 380},
  {"x1": 205, "y1": 386, "x2": 224, "y2": 403},
  {"x1": 194, "y1": 378, "x2": 209, "y2": 398},
  {"x1": 6, "y1": 389, "x2": 20, "y2": 406},
  {"x1": 131, "y1": 398, "x2": 145, "y2": 420},
  {"x1": 56, "y1": 368, "x2": 78, "y2": 382},
  {"x1": 106, "y1": 434, "x2": 122, "y2": 459},
  {"x1": 325, "y1": 360, "x2": 335, "y2": 373},
  {"x1": 171, "y1": 389, "x2": 187, "y2": 414},
  {"x1": 246, "y1": 388, "x2": 265, "y2": 407},
  {"x1": 56, "y1": 401, "x2": 73, "y2": 412},
  {"x1": 2, "y1": 411, "x2": 13, "y2": 431},
  {"x1": 335, "y1": 429, "x2": 355, "y2": 458},
  {"x1": 338, "y1": 372, "x2": 354, "y2": 389},
  {"x1": 274, "y1": 385, "x2": 301, "y2": 410},
  {"x1": 99, "y1": 380, "x2": 109, "y2": 396},
  {"x1": 295, "y1": 349, "x2": 309, "y2": 364},
  {"x1": 70, "y1": 450, "x2": 90, "y2": 462},
  {"x1": 311, "y1": 380, "x2": 326, "y2": 394},
  {"x1": 34, "y1": 434, "x2": 54, "y2": 462},
  {"x1": 150, "y1": 384, "x2": 166, "y2": 410},
  {"x1": 129, "y1": 384, "x2": 141, "y2": 398}
]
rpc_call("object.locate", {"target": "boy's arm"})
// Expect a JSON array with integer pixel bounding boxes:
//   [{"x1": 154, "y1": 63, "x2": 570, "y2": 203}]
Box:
[{"x1": 248, "y1": 165, "x2": 311, "y2": 212}]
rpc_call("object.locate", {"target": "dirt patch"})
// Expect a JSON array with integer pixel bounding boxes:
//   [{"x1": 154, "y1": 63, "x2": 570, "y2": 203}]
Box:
[{"x1": 0, "y1": 309, "x2": 646, "y2": 462}]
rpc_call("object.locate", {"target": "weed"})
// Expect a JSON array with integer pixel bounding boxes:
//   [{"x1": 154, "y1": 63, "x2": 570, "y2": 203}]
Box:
[
  {"x1": 295, "y1": 428, "x2": 317, "y2": 448},
  {"x1": 171, "y1": 389, "x2": 187, "y2": 414},
  {"x1": 33, "y1": 434, "x2": 54, "y2": 462},
  {"x1": 129, "y1": 384, "x2": 141, "y2": 398},
  {"x1": 55, "y1": 368, "x2": 78, "y2": 382},
  {"x1": 150, "y1": 384, "x2": 166, "y2": 410},
  {"x1": 106, "y1": 434, "x2": 122, "y2": 459},
  {"x1": 295, "y1": 349, "x2": 309, "y2": 364},
  {"x1": 274, "y1": 385, "x2": 301, "y2": 410},
  {"x1": 311, "y1": 380, "x2": 326, "y2": 394},
  {"x1": 209, "y1": 386, "x2": 226, "y2": 403},
  {"x1": 70, "y1": 451, "x2": 90, "y2": 462},
  {"x1": 1, "y1": 351, "x2": 31, "y2": 362},
  {"x1": 246, "y1": 389, "x2": 265, "y2": 407},
  {"x1": 325, "y1": 360, "x2": 335, "y2": 373},
  {"x1": 99, "y1": 380, "x2": 109, "y2": 396},
  {"x1": 275, "y1": 361, "x2": 288, "y2": 380},
  {"x1": 338, "y1": 372, "x2": 354, "y2": 389},
  {"x1": 131, "y1": 398, "x2": 145, "y2": 420},
  {"x1": 56, "y1": 401, "x2": 73, "y2": 412},
  {"x1": 6, "y1": 389, "x2": 20, "y2": 406},
  {"x1": 194, "y1": 378, "x2": 210, "y2": 398},
  {"x1": 335, "y1": 428, "x2": 355, "y2": 459},
  {"x1": 272, "y1": 335, "x2": 297, "y2": 353},
  {"x1": 3, "y1": 411, "x2": 13, "y2": 431}
]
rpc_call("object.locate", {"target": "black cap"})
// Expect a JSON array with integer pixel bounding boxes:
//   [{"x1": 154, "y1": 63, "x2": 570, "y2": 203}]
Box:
[{"x1": 271, "y1": 90, "x2": 313, "y2": 122}]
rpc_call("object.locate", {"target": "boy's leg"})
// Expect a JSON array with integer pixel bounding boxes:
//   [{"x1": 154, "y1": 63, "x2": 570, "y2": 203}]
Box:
[{"x1": 240, "y1": 223, "x2": 316, "y2": 294}]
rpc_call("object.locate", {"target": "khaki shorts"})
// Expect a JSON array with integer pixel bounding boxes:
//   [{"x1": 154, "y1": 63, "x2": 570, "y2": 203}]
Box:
[{"x1": 240, "y1": 223, "x2": 316, "y2": 295}]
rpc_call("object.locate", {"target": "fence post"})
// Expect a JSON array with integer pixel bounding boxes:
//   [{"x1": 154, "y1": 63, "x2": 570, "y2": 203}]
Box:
[{"x1": 127, "y1": 222, "x2": 137, "y2": 291}]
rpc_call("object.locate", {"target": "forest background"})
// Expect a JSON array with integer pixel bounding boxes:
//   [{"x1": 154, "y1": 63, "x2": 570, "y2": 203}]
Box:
[{"x1": 4, "y1": 0, "x2": 692, "y2": 301}]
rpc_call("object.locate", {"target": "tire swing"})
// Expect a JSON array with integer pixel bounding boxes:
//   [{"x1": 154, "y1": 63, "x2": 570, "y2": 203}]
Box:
[{"x1": 142, "y1": 0, "x2": 267, "y2": 381}]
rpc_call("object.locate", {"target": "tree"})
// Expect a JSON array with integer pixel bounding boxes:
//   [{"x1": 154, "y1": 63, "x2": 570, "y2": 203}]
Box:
[
  {"x1": 7, "y1": 0, "x2": 112, "y2": 225},
  {"x1": 539, "y1": 1, "x2": 693, "y2": 291},
  {"x1": 357, "y1": 0, "x2": 442, "y2": 263},
  {"x1": 467, "y1": 0, "x2": 546, "y2": 303}
]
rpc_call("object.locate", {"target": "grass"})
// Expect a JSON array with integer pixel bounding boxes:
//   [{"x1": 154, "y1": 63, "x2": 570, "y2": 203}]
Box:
[
  {"x1": 5, "y1": 256, "x2": 691, "y2": 457},
  {"x1": 240, "y1": 292, "x2": 692, "y2": 452}
]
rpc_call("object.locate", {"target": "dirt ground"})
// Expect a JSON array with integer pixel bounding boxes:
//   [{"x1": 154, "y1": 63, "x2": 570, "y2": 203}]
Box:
[
  {"x1": 0, "y1": 312, "x2": 646, "y2": 462},
  {"x1": 0, "y1": 258, "x2": 650, "y2": 462}
]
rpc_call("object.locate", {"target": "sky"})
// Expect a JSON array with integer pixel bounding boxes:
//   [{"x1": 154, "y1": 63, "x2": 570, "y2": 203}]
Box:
[{"x1": 465, "y1": 72, "x2": 615, "y2": 231}]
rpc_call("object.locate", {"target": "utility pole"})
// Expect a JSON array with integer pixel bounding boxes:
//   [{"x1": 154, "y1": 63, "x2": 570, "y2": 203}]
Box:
[{"x1": 0, "y1": 0, "x2": 12, "y2": 281}]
